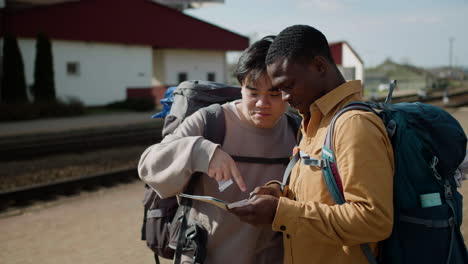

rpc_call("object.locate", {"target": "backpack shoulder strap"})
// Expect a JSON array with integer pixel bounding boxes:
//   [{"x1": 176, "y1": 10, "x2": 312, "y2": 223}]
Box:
[
  {"x1": 198, "y1": 103, "x2": 226, "y2": 145},
  {"x1": 201, "y1": 104, "x2": 293, "y2": 165},
  {"x1": 280, "y1": 113, "x2": 302, "y2": 187},
  {"x1": 281, "y1": 151, "x2": 300, "y2": 188},
  {"x1": 324, "y1": 102, "x2": 378, "y2": 154},
  {"x1": 321, "y1": 102, "x2": 378, "y2": 203},
  {"x1": 231, "y1": 112, "x2": 300, "y2": 165},
  {"x1": 321, "y1": 101, "x2": 379, "y2": 264},
  {"x1": 180, "y1": 104, "x2": 225, "y2": 196},
  {"x1": 175, "y1": 104, "x2": 226, "y2": 264}
]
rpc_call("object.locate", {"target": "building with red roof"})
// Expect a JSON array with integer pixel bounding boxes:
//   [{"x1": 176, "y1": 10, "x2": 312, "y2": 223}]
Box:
[
  {"x1": 1, "y1": 0, "x2": 249, "y2": 105},
  {"x1": 329, "y1": 41, "x2": 364, "y2": 84}
]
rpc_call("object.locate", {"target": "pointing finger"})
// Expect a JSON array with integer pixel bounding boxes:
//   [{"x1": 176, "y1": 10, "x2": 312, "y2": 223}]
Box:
[{"x1": 230, "y1": 163, "x2": 246, "y2": 192}]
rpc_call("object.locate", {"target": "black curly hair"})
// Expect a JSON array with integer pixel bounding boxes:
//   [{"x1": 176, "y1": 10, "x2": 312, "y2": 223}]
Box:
[{"x1": 266, "y1": 25, "x2": 334, "y2": 66}]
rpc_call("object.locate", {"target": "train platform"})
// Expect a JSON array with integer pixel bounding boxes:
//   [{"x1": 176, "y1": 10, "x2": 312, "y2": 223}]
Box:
[
  {"x1": 0, "y1": 180, "x2": 172, "y2": 264},
  {"x1": 0, "y1": 111, "x2": 159, "y2": 138}
]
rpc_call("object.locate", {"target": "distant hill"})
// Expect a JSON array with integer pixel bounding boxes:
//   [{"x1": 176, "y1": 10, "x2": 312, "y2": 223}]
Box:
[{"x1": 365, "y1": 59, "x2": 440, "y2": 97}]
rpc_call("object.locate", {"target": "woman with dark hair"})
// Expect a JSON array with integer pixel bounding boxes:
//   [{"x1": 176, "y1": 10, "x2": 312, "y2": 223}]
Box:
[{"x1": 139, "y1": 36, "x2": 297, "y2": 264}]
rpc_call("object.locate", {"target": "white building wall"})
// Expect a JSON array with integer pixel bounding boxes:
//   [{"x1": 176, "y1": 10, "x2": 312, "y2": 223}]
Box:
[
  {"x1": 161, "y1": 49, "x2": 226, "y2": 85},
  {"x1": 18, "y1": 38, "x2": 152, "y2": 106},
  {"x1": 341, "y1": 43, "x2": 364, "y2": 83},
  {"x1": 14, "y1": 39, "x2": 35, "y2": 101},
  {"x1": 152, "y1": 49, "x2": 166, "y2": 86}
]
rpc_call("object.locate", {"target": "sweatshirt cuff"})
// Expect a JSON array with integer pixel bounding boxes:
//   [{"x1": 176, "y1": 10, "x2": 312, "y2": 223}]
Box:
[
  {"x1": 192, "y1": 138, "x2": 220, "y2": 173},
  {"x1": 272, "y1": 197, "x2": 301, "y2": 235}
]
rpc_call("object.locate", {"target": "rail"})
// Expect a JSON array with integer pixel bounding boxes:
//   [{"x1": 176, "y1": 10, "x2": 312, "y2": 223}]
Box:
[
  {"x1": 0, "y1": 168, "x2": 140, "y2": 214},
  {"x1": 0, "y1": 123, "x2": 163, "y2": 161}
]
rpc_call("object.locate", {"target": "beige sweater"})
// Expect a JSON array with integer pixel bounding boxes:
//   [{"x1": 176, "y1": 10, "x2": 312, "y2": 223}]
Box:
[{"x1": 139, "y1": 101, "x2": 296, "y2": 264}]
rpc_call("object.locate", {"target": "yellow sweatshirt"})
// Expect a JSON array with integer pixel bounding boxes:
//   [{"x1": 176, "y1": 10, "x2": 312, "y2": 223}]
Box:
[{"x1": 273, "y1": 81, "x2": 395, "y2": 264}]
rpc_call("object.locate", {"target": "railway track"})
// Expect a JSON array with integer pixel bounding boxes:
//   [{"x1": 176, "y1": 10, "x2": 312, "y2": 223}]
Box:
[
  {"x1": 0, "y1": 168, "x2": 140, "y2": 214},
  {"x1": 371, "y1": 87, "x2": 468, "y2": 106},
  {"x1": 0, "y1": 123, "x2": 163, "y2": 161}
]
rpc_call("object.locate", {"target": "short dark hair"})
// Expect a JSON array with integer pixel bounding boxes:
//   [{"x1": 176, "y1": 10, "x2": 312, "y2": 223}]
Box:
[
  {"x1": 235, "y1": 35, "x2": 275, "y2": 85},
  {"x1": 266, "y1": 25, "x2": 334, "y2": 66}
]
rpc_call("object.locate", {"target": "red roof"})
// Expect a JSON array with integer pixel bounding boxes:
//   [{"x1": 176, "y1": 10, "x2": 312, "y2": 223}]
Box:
[
  {"x1": 1, "y1": 0, "x2": 249, "y2": 51},
  {"x1": 329, "y1": 41, "x2": 364, "y2": 65},
  {"x1": 329, "y1": 42, "x2": 343, "y2": 65}
]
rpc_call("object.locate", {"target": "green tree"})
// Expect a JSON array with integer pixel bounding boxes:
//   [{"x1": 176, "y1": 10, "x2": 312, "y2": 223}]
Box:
[
  {"x1": 1, "y1": 33, "x2": 28, "y2": 104},
  {"x1": 32, "y1": 33, "x2": 55, "y2": 102}
]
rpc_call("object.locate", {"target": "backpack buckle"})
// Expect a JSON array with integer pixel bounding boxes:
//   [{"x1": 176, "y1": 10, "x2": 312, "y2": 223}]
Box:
[
  {"x1": 429, "y1": 156, "x2": 442, "y2": 181},
  {"x1": 444, "y1": 182, "x2": 453, "y2": 198},
  {"x1": 302, "y1": 158, "x2": 326, "y2": 168},
  {"x1": 185, "y1": 225, "x2": 198, "y2": 240},
  {"x1": 386, "y1": 120, "x2": 397, "y2": 138},
  {"x1": 300, "y1": 151, "x2": 327, "y2": 168},
  {"x1": 448, "y1": 217, "x2": 454, "y2": 227}
]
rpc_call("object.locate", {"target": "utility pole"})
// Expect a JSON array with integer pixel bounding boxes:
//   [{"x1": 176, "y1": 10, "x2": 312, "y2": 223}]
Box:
[
  {"x1": 449, "y1": 37, "x2": 454, "y2": 72},
  {"x1": 443, "y1": 37, "x2": 454, "y2": 104}
]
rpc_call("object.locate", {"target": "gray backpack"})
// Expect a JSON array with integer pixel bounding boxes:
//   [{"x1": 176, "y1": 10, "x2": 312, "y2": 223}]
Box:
[
  {"x1": 141, "y1": 80, "x2": 300, "y2": 264},
  {"x1": 162, "y1": 80, "x2": 243, "y2": 137}
]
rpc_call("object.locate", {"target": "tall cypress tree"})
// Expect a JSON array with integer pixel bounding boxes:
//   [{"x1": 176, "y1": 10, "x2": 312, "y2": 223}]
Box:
[
  {"x1": 32, "y1": 33, "x2": 55, "y2": 102},
  {"x1": 1, "y1": 33, "x2": 28, "y2": 104}
]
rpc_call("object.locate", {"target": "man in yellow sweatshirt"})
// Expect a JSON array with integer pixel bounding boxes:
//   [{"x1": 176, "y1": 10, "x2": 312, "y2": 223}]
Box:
[{"x1": 231, "y1": 25, "x2": 395, "y2": 264}]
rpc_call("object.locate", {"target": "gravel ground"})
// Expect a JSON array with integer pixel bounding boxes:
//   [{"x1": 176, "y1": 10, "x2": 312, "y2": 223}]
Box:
[
  {"x1": 0, "y1": 181, "x2": 163, "y2": 264},
  {"x1": 0, "y1": 146, "x2": 148, "y2": 192}
]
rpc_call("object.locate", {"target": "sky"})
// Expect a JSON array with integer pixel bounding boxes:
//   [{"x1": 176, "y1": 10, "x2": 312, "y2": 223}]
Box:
[{"x1": 185, "y1": 0, "x2": 468, "y2": 68}]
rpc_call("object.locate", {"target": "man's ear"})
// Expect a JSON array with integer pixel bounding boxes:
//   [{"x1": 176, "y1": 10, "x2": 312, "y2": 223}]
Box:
[{"x1": 312, "y1": 56, "x2": 328, "y2": 74}]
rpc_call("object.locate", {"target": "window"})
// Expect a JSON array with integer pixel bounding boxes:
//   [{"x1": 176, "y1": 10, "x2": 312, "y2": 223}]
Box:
[
  {"x1": 178, "y1": 72, "x2": 188, "y2": 83},
  {"x1": 207, "y1": 72, "x2": 216, "y2": 82},
  {"x1": 67, "y1": 62, "x2": 80, "y2": 76}
]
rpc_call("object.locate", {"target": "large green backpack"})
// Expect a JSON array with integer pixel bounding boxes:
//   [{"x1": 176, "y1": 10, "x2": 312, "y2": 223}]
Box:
[{"x1": 284, "y1": 81, "x2": 468, "y2": 263}]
